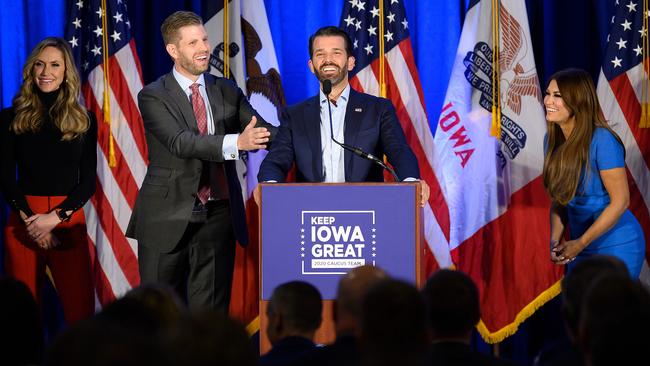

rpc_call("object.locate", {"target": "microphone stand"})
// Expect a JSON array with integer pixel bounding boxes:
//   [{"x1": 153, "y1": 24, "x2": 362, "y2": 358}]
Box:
[{"x1": 322, "y1": 80, "x2": 400, "y2": 182}]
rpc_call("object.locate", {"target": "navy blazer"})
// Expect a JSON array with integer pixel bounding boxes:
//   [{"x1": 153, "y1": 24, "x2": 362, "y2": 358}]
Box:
[{"x1": 258, "y1": 88, "x2": 419, "y2": 182}]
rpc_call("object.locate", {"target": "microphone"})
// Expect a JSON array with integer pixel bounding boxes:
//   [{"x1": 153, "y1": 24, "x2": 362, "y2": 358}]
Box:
[{"x1": 322, "y1": 79, "x2": 399, "y2": 181}]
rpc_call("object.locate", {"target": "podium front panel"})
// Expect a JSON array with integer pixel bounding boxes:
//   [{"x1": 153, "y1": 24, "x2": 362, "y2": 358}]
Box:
[{"x1": 261, "y1": 183, "x2": 417, "y2": 300}]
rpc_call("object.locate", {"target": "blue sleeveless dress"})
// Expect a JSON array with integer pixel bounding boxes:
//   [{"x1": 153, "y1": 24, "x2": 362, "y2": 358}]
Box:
[{"x1": 566, "y1": 127, "x2": 645, "y2": 277}]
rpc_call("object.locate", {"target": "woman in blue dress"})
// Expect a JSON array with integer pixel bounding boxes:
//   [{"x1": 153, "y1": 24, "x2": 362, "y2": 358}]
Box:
[{"x1": 542, "y1": 68, "x2": 645, "y2": 278}]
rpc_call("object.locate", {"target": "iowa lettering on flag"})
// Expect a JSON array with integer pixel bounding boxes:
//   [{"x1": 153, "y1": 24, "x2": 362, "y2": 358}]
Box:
[
  {"x1": 66, "y1": 0, "x2": 147, "y2": 306},
  {"x1": 434, "y1": 0, "x2": 563, "y2": 342},
  {"x1": 340, "y1": 0, "x2": 453, "y2": 276},
  {"x1": 202, "y1": 0, "x2": 285, "y2": 332},
  {"x1": 596, "y1": 0, "x2": 650, "y2": 283}
]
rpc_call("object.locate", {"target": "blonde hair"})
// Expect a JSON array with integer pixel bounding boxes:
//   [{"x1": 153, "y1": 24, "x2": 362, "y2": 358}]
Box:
[
  {"x1": 11, "y1": 37, "x2": 89, "y2": 141},
  {"x1": 543, "y1": 68, "x2": 623, "y2": 205}
]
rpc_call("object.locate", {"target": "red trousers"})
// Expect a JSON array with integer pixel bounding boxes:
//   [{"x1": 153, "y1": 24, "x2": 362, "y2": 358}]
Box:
[{"x1": 4, "y1": 196, "x2": 95, "y2": 324}]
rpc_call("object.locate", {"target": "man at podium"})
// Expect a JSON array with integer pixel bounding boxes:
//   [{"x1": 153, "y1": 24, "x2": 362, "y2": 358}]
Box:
[{"x1": 258, "y1": 26, "x2": 429, "y2": 206}]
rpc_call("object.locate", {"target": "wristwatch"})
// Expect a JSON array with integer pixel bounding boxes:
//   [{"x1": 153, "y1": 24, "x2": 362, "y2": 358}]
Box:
[{"x1": 55, "y1": 209, "x2": 71, "y2": 222}]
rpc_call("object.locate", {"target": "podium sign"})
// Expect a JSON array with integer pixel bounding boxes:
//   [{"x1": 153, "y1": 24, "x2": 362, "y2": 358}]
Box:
[{"x1": 260, "y1": 183, "x2": 419, "y2": 300}]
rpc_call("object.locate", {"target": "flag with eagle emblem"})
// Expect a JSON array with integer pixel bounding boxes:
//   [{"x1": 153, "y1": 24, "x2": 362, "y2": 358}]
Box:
[{"x1": 432, "y1": 0, "x2": 563, "y2": 342}]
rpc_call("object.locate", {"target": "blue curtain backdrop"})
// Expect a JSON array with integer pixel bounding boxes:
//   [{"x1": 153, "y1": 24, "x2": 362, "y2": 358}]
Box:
[{"x1": 0, "y1": 0, "x2": 617, "y2": 364}]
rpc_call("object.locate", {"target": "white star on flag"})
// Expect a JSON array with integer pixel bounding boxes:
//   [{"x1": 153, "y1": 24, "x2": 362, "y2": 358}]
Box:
[
  {"x1": 91, "y1": 45, "x2": 101, "y2": 56},
  {"x1": 622, "y1": 19, "x2": 632, "y2": 30},
  {"x1": 113, "y1": 11, "x2": 123, "y2": 23},
  {"x1": 611, "y1": 56, "x2": 623, "y2": 67},
  {"x1": 93, "y1": 25, "x2": 103, "y2": 37},
  {"x1": 110, "y1": 31, "x2": 121, "y2": 42},
  {"x1": 627, "y1": 1, "x2": 637, "y2": 12},
  {"x1": 69, "y1": 36, "x2": 79, "y2": 48},
  {"x1": 616, "y1": 38, "x2": 628, "y2": 49}
]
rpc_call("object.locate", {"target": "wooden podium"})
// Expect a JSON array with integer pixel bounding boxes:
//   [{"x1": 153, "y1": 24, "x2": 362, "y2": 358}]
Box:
[{"x1": 258, "y1": 182, "x2": 424, "y2": 353}]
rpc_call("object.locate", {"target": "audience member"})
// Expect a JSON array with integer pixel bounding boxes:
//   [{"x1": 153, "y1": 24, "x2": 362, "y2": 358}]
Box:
[
  {"x1": 361, "y1": 279, "x2": 428, "y2": 366},
  {"x1": 123, "y1": 282, "x2": 186, "y2": 328},
  {"x1": 45, "y1": 283, "x2": 189, "y2": 366},
  {"x1": 534, "y1": 255, "x2": 629, "y2": 366},
  {"x1": 45, "y1": 309, "x2": 169, "y2": 366},
  {"x1": 165, "y1": 310, "x2": 258, "y2": 366},
  {"x1": 297, "y1": 265, "x2": 388, "y2": 366},
  {"x1": 0, "y1": 276, "x2": 43, "y2": 366},
  {"x1": 578, "y1": 273, "x2": 650, "y2": 366},
  {"x1": 261, "y1": 281, "x2": 323, "y2": 366},
  {"x1": 422, "y1": 269, "x2": 517, "y2": 366}
]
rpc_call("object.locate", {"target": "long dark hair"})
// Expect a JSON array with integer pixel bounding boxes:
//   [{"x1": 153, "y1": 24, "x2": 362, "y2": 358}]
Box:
[{"x1": 542, "y1": 68, "x2": 623, "y2": 205}]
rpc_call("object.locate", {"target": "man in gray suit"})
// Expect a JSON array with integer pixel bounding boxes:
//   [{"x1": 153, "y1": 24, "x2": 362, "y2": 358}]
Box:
[{"x1": 126, "y1": 11, "x2": 275, "y2": 312}]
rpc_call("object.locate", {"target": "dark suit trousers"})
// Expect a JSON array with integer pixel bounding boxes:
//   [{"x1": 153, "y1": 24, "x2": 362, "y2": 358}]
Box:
[{"x1": 138, "y1": 200, "x2": 236, "y2": 312}]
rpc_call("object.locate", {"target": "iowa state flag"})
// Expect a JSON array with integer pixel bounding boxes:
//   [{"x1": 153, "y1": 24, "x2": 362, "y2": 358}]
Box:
[{"x1": 433, "y1": 0, "x2": 563, "y2": 342}]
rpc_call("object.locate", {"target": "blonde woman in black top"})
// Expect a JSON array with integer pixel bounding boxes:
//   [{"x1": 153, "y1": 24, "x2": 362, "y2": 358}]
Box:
[{"x1": 0, "y1": 37, "x2": 97, "y2": 324}]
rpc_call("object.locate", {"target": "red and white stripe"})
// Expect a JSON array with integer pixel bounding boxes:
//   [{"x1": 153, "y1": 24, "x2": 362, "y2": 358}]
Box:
[
  {"x1": 349, "y1": 42, "x2": 453, "y2": 269},
  {"x1": 81, "y1": 39, "x2": 147, "y2": 306},
  {"x1": 597, "y1": 65, "x2": 650, "y2": 280}
]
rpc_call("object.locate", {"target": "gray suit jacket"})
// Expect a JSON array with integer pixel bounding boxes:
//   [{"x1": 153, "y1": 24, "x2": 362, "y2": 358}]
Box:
[{"x1": 126, "y1": 72, "x2": 275, "y2": 253}]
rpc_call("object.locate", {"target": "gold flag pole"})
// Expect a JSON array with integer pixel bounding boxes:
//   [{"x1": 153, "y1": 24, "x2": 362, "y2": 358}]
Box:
[
  {"x1": 490, "y1": 0, "x2": 502, "y2": 138},
  {"x1": 101, "y1": 0, "x2": 116, "y2": 167},
  {"x1": 640, "y1": 0, "x2": 649, "y2": 128},
  {"x1": 223, "y1": 0, "x2": 230, "y2": 79},
  {"x1": 379, "y1": 0, "x2": 386, "y2": 98}
]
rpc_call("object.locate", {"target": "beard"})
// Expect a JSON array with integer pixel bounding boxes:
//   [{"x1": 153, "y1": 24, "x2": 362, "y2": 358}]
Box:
[
  {"x1": 178, "y1": 52, "x2": 209, "y2": 76},
  {"x1": 314, "y1": 63, "x2": 348, "y2": 87}
]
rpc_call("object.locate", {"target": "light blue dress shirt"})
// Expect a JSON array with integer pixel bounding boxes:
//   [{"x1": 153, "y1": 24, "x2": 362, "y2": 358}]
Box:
[{"x1": 320, "y1": 84, "x2": 350, "y2": 182}]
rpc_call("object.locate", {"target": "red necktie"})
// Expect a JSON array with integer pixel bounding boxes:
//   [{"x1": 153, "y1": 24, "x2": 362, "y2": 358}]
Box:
[{"x1": 190, "y1": 83, "x2": 211, "y2": 204}]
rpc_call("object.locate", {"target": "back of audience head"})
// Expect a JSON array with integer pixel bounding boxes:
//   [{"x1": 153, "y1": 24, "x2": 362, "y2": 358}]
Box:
[
  {"x1": 422, "y1": 269, "x2": 480, "y2": 342},
  {"x1": 165, "y1": 310, "x2": 257, "y2": 366},
  {"x1": 45, "y1": 314, "x2": 169, "y2": 366},
  {"x1": 267, "y1": 280, "x2": 323, "y2": 344},
  {"x1": 578, "y1": 273, "x2": 650, "y2": 366},
  {"x1": 0, "y1": 276, "x2": 43, "y2": 366},
  {"x1": 46, "y1": 284, "x2": 187, "y2": 366},
  {"x1": 361, "y1": 278, "x2": 428, "y2": 366},
  {"x1": 123, "y1": 282, "x2": 186, "y2": 328},
  {"x1": 335, "y1": 264, "x2": 387, "y2": 336},
  {"x1": 560, "y1": 254, "x2": 629, "y2": 340}
]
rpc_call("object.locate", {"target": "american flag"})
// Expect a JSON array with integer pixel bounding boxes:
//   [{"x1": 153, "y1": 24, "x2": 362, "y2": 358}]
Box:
[
  {"x1": 597, "y1": 0, "x2": 650, "y2": 281},
  {"x1": 65, "y1": 0, "x2": 146, "y2": 306},
  {"x1": 340, "y1": 0, "x2": 452, "y2": 274}
]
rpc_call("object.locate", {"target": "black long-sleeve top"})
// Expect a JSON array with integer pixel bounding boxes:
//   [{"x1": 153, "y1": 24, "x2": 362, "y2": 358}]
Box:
[{"x1": 0, "y1": 89, "x2": 97, "y2": 217}]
